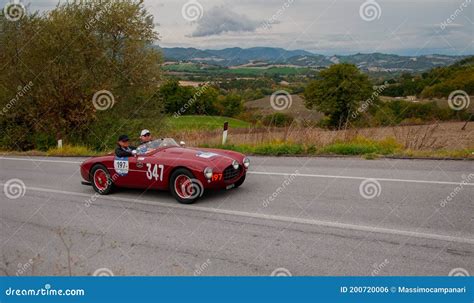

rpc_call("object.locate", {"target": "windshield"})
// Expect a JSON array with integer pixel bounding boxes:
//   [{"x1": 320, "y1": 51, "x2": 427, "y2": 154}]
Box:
[{"x1": 136, "y1": 138, "x2": 179, "y2": 155}]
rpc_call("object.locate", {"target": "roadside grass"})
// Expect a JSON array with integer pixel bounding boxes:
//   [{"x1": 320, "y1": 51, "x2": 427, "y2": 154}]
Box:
[
  {"x1": 46, "y1": 145, "x2": 100, "y2": 157},
  {"x1": 1, "y1": 142, "x2": 472, "y2": 159},
  {"x1": 200, "y1": 137, "x2": 473, "y2": 159},
  {"x1": 319, "y1": 137, "x2": 401, "y2": 155},
  {"x1": 164, "y1": 115, "x2": 251, "y2": 131},
  {"x1": 205, "y1": 137, "x2": 401, "y2": 156},
  {"x1": 1, "y1": 122, "x2": 472, "y2": 159}
]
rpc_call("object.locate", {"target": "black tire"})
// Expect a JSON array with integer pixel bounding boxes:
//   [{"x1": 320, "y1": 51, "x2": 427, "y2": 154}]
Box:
[
  {"x1": 234, "y1": 174, "x2": 246, "y2": 188},
  {"x1": 90, "y1": 164, "x2": 114, "y2": 195},
  {"x1": 169, "y1": 168, "x2": 203, "y2": 204}
]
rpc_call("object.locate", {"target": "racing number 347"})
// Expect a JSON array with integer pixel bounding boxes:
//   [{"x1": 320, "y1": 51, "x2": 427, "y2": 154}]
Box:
[{"x1": 146, "y1": 163, "x2": 164, "y2": 181}]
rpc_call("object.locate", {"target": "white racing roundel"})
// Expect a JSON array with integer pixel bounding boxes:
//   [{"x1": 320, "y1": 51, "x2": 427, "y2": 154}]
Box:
[
  {"x1": 196, "y1": 151, "x2": 218, "y2": 159},
  {"x1": 114, "y1": 157, "x2": 129, "y2": 176}
]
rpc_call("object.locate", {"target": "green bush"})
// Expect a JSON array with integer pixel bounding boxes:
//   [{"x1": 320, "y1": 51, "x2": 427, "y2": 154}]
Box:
[
  {"x1": 370, "y1": 100, "x2": 458, "y2": 126},
  {"x1": 253, "y1": 143, "x2": 305, "y2": 155},
  {"x1": 321, "y1": 137, "x2": 401, "y2": 155}
]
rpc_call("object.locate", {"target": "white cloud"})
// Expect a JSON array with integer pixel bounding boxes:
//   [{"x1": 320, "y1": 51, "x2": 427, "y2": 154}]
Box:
[{"x1": 190, "y1": 5, "x2": 260, "y2": 37}]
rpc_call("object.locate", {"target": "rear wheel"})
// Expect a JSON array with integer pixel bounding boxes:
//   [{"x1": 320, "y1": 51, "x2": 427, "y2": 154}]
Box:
[
  {"x1": 91, "y1": 164, "x2": 114, "y2": 195},
  {"x1": 169, "y1": 168, "x2": 203, "y2": 204}
]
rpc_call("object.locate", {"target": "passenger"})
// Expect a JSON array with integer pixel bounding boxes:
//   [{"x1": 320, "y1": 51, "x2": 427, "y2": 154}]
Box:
[{"x1": 139, "y1": 129, "x2": 152, "y2": 144}]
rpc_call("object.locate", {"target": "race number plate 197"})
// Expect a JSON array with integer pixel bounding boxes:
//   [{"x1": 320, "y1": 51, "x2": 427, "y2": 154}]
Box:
[{"x1": 114, "y1": 157, "x2": 129, "y2": 176}]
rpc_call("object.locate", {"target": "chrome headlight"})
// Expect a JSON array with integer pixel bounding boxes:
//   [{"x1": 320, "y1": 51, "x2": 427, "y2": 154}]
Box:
[
  {"x1": 243, "y1": 157, "x2": 250, "y2": 168},
  {"x1": 232, "y1": 160, "x2": 239, "y2": 170},
  {"x1": 204, "y1": 167, "x2": 213, "y2": 179}
]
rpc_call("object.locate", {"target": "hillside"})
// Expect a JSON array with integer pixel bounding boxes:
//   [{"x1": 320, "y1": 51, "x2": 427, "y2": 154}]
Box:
[
  {"x1": 245, "y1": 95, "x2": 324, "y2": 122},
  {"x1": 159, "y1": 46, "x2": 465, "y2": 72},
  {"x1": 382, "y1": 56, "x2": 474, "y2": 98}
]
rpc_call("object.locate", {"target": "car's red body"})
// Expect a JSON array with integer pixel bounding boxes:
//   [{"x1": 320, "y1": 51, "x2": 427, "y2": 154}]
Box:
[{"x1": 80, "y1": 144, "x2": 248, "y2": 195}]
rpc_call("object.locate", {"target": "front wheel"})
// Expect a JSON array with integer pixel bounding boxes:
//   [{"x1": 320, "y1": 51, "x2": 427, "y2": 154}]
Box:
[
  {"x1": 234, "y1": 174, "x2": 246, "y2": 188},
  {"x1": 91, "y1": 164, "x2": 114, "y2": 195},
  {"x1": 169, "y1": 168, "x2": 203, "y2": 204}
]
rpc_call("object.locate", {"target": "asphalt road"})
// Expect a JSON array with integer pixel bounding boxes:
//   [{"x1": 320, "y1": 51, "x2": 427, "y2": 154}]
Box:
[{"x1": 0, "y1": 156, "x2": 473, "y2": 276}]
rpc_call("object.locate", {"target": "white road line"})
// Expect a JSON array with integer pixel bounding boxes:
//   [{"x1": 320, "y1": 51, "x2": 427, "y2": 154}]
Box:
[
  {"x1": 1, "y1": 184, "x2": 473, "y2": 245},
  {"x1": 249, "y1": 171, "x2": 474, "y2": 186},
  {"x1": 1, "y1": 156, "x2": 473, "y2": 186}
]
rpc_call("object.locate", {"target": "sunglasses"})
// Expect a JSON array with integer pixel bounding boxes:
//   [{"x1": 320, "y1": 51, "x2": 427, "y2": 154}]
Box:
[{"x1": 143, "y1": 133, "x2": 150, "y2": 137}]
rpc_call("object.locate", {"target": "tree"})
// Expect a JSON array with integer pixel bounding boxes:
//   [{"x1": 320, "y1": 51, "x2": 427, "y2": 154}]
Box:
[
  {"x1": 0, "y1": 0, "x2": 161, "y2": 150},
  {"x1": 304, "y1": 63, "x2": 373, "y2": 128},
  {"x1": 220, "y1": 93, "x2": 243, "y2": 117},
  {"x1": 160, "y1": 81, "x2": 219, "y2": 116}
]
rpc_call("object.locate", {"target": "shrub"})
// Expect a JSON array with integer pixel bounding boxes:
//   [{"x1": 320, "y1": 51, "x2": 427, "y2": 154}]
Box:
[{"x1": 321, "y1": 137, "x2": 401, "y2": 155}]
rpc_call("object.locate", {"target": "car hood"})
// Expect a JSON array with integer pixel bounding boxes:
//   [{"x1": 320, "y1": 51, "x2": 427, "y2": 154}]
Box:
[{"x1": 159, "y1": 146, "x2": 243, "y2": 169}]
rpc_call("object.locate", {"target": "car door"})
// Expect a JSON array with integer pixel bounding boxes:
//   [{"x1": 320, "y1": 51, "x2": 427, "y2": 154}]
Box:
[
  {"x1": 136, "y1": 154, "x2": 166, "y2": 190},
  {"x1": 111, "y1": 155, "x2": 143, "y2": 188}
]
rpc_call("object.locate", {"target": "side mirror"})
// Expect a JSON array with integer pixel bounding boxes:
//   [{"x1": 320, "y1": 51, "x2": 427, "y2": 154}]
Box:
[{"x1": 180, "y1": 141, "x2": 186, "y2": 147}]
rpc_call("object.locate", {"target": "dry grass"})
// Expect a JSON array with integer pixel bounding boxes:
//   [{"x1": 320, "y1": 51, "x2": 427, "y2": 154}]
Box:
[
  {"x1": 1, "y1": 122, "x2": 471, "y2": 159},
  {"x1": 182, "y1": 121, "x2": 473, "y2": 152}
]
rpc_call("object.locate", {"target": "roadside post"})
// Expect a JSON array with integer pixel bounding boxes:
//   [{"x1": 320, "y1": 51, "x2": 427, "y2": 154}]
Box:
[{"x1": 222, "y1": 121, "x2": 228, "y2": 145}]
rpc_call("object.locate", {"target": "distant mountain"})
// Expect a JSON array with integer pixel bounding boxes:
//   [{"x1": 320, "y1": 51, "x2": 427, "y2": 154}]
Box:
[
  {"x1": 159, "y1": 47, "x2": 314, "y2": 66},
  {"x1": 158, "y1": 46, "x2": 465, "y2": 72}
]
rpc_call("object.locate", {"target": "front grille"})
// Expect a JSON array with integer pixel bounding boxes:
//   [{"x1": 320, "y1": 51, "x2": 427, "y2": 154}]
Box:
[{"x1": 223, "y1": 165, "x2": 240, "y2": 180}]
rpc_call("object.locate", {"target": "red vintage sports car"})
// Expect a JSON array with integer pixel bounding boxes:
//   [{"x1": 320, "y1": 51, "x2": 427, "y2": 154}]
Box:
[{"x1": 80, "y1": 138, "x2": 249, "y2": 204}]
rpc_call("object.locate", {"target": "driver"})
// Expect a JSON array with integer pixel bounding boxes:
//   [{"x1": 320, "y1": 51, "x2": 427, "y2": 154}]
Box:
[{"x1": 115, "y1": 135, "x2": 136, "y2": 157}]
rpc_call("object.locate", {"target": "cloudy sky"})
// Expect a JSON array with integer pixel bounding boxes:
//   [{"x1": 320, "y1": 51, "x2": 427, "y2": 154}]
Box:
[{"x1": 5, "y1": 0, "x2": 474, "y2": 55}]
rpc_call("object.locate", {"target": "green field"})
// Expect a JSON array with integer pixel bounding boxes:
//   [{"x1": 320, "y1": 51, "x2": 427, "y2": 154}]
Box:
[
  {"x1": 163, "y1": 64, "x2": 311, "y2": 76},
  {"x1": 163, "y1": 115, "x2": 251, "y2": 131}
]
